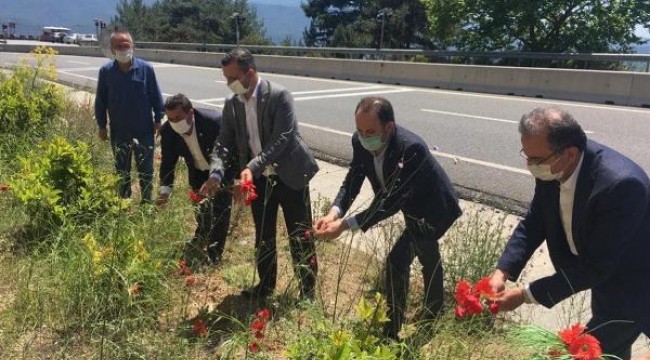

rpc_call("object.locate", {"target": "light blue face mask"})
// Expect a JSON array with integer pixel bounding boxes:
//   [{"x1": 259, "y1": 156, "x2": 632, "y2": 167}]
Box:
[{"x1": 359, "y1": 133, "x2": 385, "y2": 152}]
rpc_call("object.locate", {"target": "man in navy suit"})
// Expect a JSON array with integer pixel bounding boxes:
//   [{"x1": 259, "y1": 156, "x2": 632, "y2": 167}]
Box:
[
  {"x1": 314, "y1": 96, "x2": 462, "y2": 339},
  {"x1": 156, "y1": 94, "x2": 234, "y2": 266},
  {"x1": 491, "y1": 107, "x2": 650, "y2": 359}
]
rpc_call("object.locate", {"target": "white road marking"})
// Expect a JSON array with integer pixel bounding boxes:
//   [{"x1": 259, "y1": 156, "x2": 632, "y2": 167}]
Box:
[
  {"x1": 57, "y1": 70, "x2": 97, "y2": 81},
  {"x1": 294, "y1": 88, "x2": 412, "y2": 101},
  {"x1": 421, "y1": 108, "x2": 595, "y2": 134},
  {"x1": 65, "y1": 60, "x2": 90, "y2": 65},
  {"x1": 214, "y1": 80, "x2": 227, "y2": 83},
  {"x1": 298, "y1": 123, "x2": 530, "y2": 175},
  {"x1": 291, "y1": 85, "x2": 388, "y2": 95}
]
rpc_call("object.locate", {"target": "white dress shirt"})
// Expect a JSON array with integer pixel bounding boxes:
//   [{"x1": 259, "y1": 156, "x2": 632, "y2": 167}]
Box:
[
  {"x1": 237, "y1": 77, "x2": 263, "y2": 158},
  {"x1": 159, "y1": 125, "x2": 211, "y2": 195},
  {"x1": 559, "y1": 153, "x2": 584, "y2": 255}
]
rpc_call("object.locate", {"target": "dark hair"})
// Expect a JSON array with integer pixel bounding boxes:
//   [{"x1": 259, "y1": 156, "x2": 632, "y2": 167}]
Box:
[
  {"x1": 519, "y1": 107, "x2": 587, "y2": 152},
  {"x1": 354, "y1": 97, "x2": 395, "y2": 125},
  {"x1": 164, "y1": 93, "x2": 193, "y2": 112},
  {"x1": 220, "y1": 48, "x2": 257, "y2": 72}
]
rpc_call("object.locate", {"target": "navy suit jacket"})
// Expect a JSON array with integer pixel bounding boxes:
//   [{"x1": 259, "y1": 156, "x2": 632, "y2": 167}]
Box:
[
  {"x1": 160, "y1": 108, "x2": 236, "y2": 191},
  {"x1": 497, "y1": 140, "x2": 650, "y2": 331},
  {"x1": 333, "y1": 125, "x2": 461, "y2": 235}
]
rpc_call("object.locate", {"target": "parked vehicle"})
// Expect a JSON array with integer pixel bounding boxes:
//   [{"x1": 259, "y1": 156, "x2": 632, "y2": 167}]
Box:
[
  {"x1": 78, "y1": 34, "x2": 98, "y2": 46},
  {"x1": 63, "y1": 33, "x2": 80, "y2": 44},
  {"x1": 40, "y1": 26, "x2": 71, "y2": 43}
]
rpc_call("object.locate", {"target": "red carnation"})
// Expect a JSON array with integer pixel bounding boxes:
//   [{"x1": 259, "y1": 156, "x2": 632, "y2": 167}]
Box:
[
  {"x1": 188, "y1": 189, "x2": 204, "y2": 204},
  {"x1": 473, "y1": 277, "x2": 495, "y2": 299},
  {"x1": 454, "y1": 305, "x2": 467, "y2": 318},
  {"x1": 568, "y1": 333, "x2": 602, "y2": 360},
  {"x1": 184, "y1": 275, "x2": 197, "y2": 287},
  {"x1": 251, "y1": 320, "x2": 265, "y2": 332},
  {"x1": 192, "y1": 318, "x2": 207, "y2": 336},
  {"x1": 255, "y1": 308, "x2": 271, "y2": 322},
  {"x1": 559, "y1": 323, "x2": 587, "y2": 345},
  {"x1": 454, "y1": 280, "x2": 472, "y2": 304},
  {"x1": 0, "y1": 183, "x2": 9, "y2": 192},
  {"x1": 176, "y1": 259, "x2": 192, "y2": 276},
  {"x1": 488, "y1": 302, "x2": 500, "y2": 314},
  {"x1": 248, "y1": 341, "x2": 260, "y2": 353}
]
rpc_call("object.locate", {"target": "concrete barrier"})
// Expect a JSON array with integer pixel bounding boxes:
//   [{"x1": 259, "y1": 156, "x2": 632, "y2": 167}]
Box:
[{"x1": 3, "y1": 44, "x2": 649, "y2": 107}]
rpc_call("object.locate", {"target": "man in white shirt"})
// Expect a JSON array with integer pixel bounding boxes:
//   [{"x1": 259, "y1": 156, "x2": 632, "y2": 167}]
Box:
[{"x1": 157, "y1": 94, "x2": 234, "y2": 267}]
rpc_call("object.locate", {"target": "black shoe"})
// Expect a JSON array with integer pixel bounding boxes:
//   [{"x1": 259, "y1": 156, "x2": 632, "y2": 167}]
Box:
[{"x1": 240, "y1": 285, "x2": 272, "y2": 299}]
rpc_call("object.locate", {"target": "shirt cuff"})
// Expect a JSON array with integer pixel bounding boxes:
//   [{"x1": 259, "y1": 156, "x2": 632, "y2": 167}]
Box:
[
  {"x1": 331, "y1": 206, "x2": 342, "y2": 217},
  {"x1": 159, "y1": 186, "x2": 172, "y2": 195},
  {"x1": 344, "y1": 215, "x2": 361, "y2": 232},
  {"x1": 523, "y1": 283, "x2": 538, "y2": 305},
  {"x1": 210, "y1": 171, "x2": 223, "y2": 183}
]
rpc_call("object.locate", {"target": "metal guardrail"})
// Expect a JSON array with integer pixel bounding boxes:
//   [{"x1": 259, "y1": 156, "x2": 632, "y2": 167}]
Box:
[{"x1": 135, "y1": 41, "x2": 650, "y2": 72}]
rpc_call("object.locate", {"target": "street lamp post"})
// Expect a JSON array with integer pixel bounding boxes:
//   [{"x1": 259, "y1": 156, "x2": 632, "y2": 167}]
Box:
[
  {"x1": 231, "y1": 12, "x2": 246, "y2": 45},
  {"x1": 94, "y1": 18, "x2": 106, "y2": 38},
  {"x1": 377, "y1": 8, "x2": 392, "y2": 51}
]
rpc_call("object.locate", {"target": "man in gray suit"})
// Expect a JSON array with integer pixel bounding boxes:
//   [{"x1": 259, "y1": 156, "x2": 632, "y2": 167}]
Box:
[{"x1": 202, "y1": 48, "x2": 319, "y2": 301}]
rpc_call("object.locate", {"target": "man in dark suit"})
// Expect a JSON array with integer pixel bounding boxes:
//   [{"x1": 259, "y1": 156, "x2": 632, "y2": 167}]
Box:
[
  {"x1": 156, "y1": 94, "x2": 234, "y2": 266},
  {"x1": 201, "y1": 48, "x2": 319, "y2": 301},
  {"x1": 313, "y1": 96, "x2": 462, "y2": 339},
  {"x1": 491, "y1": 107, "x2": 650, "y2": 359}
]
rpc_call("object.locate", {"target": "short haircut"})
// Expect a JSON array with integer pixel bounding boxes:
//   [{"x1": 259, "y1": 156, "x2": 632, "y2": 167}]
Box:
[
  {"x1": 220, "y1": 48, "x2": 257, "y2": 72},
  {"x1": 355, "y1": 97, "x2": 395, "y2": 125},
  {"x1": 164, "y1": 93, "x2": 193, "y2": 112},
  {"x1": 519, "y1": 107, "x2": 587, "y2": 152},
  {"x1": 109, "y1": 30, "x2": 133, "y2": 47}
]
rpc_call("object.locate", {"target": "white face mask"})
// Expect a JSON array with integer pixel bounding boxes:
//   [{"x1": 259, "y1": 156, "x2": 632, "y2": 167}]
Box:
[
  {"x1": 527, "y1": 153, "x2": 564, "y2": 181},
  {"x1": 169, "y1": 117, "x2": 192, "y2": 135},
  {"x1": 527, "y1": 163, "x2": 563, "y2": 181},
  {"x1": 228, "y1": 79, "x2": 248, "y2": 95},
  {"x1": 115, "y1": 49, "x2": 133, "y2": 64}
]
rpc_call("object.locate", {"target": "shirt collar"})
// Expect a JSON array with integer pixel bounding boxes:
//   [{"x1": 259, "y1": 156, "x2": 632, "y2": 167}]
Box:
[
  {"x1": 237, "y1": 76, "x2": 262, "y2": 102},
  {"x1": 112, "y1": 56, "x2": 140, "y2": 70},
  {"x1": 560, "y1": 152, "x2": 584, "y2": 191}
]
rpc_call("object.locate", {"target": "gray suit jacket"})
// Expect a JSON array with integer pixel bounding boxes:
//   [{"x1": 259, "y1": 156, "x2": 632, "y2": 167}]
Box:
[{"x1": 210, "y1": 79, "x2": 318, "y2": 191}]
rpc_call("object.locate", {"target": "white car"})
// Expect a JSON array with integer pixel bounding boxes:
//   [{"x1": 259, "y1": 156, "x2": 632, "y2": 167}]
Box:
[
  {"x1": 63, "y1": 33, "x2": 80, "y2": 44},
  {"x1": 78, "y1": 34, "x2": 98, "y2": 46}
]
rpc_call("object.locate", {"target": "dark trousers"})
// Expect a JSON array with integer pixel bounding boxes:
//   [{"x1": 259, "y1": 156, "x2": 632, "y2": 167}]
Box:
[
  {"x1": 250, "y1": 175, "x2": 317, "y2": 297},
  {"x1": 587, "y1": 289, "x2": 645, "y2": 360},
  {"x1": 111, "y1": 136, "x2": 154, "y2": 202},
  {"x1": 384, "y1": 218, "x2": 444, "y2": 339},
  {"x1": 185, "y1": 190, "x2": 232, "y2": 264}
]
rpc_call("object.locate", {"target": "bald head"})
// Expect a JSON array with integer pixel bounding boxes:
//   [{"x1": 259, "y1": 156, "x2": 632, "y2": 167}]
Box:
[{"x1": 519, "y1": 107, "x2": 587, "y2": 152}]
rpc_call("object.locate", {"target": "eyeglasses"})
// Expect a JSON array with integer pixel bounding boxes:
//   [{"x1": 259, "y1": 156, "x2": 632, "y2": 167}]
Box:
[{"x1": 519, "y1": 148, "x2": 560, "y2": 165}]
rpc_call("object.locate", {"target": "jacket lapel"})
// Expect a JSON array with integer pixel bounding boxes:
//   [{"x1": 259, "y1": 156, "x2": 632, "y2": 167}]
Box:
[
  {"x1": 257, "y1": 80, "x2": 270, "y2": 146},
  {"x1": 571, "y1": 143, "x2": 596, "y2": 254}
]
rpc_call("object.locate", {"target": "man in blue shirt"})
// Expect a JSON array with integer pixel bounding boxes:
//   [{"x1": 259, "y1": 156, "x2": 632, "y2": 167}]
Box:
[{"x1": 94, "y1": 30, "x2": 164, "y2": 203}]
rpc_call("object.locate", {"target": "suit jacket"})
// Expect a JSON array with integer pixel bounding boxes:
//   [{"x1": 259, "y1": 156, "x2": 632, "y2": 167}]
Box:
[
  {"x1": 160, "y1": 108, "x2": 236, "y2": 190},
  {"x1": 209, "y1": 79, "x2": 319, "y2": 191},
  {"x1": 333, "y1": 125, "x2": 462, "y2": 235},
  {"x1": 497, "y1": 140, "x2": 650, "y2": 327}
]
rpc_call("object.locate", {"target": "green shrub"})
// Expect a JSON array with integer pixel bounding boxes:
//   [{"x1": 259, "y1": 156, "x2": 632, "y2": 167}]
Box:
[
  {"x1": 0, "y1": 46, "x2": 64, "y2": 138},
  {"x1": 10, "y1": 136, "x2": 128, "y2": 231}
]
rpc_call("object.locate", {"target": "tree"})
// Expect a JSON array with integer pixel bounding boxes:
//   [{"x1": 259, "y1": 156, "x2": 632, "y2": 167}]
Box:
[
  {"x1": 420, "y1": 0, "x2": 650, "y2": 53},
  {"x1": 113, "y1": 0, "x2": 269, "y2": 45},
  {"x1": 301, "y1": 0, "x2": 429, "y2": 48}
]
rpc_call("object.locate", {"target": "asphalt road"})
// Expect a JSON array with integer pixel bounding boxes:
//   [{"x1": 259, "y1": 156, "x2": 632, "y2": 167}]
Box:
[{"x1": 2, "y1": 52, "x2": 649, "y2": 212}]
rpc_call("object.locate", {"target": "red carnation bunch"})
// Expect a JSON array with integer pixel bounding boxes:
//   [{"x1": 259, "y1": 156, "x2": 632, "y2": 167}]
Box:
[
  {"x1": 512, "y1": 323, "x2": 606, "y2": 360},
  {"x1": 454, "y1": 277, "x2": 499, "y2": 318},
  {"x1": 555, "y1": 324, "x2": 602, "y2": 360},
  {"x1": 240, "y1": 180, "x2": 258, "y2": 206},
  {"x1": 248, "y1": 308, "x2": 271, "y2": 353}
]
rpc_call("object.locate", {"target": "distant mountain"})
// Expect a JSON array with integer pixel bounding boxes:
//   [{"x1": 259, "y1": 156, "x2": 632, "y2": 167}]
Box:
[{"x1": 251, "y1": 2, "x2": 309, "y2": 44}]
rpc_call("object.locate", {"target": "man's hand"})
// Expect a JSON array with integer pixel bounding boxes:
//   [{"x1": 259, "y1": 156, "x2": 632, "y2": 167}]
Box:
[
  {"x1": 490, "y1": 269, "x2": 509, "y2": 294},
  {"x1": 494, "y1": 288, "x2": 526, "y2": 312},
  {"x1": 199, "y1": 177, "x2": 221, "y2": 197},
  {"x1": 98, "y1": 128, "x2": 108, "y2": 141},
  {"x1": 313, "y1": 219, "x2": 348, "y2": 240},
  {"x1": 313, "y1": 209, "x2": 340, "y2": 232},
  {"x1": 240, "y1": 168, "x2": 253, "y2": 184},
  {"x1": 155, "y1": 193, "x2": 170, "y2": 208},
  {"x1": 153, "y1": 122, "x2": 161, "y2": 137}
]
